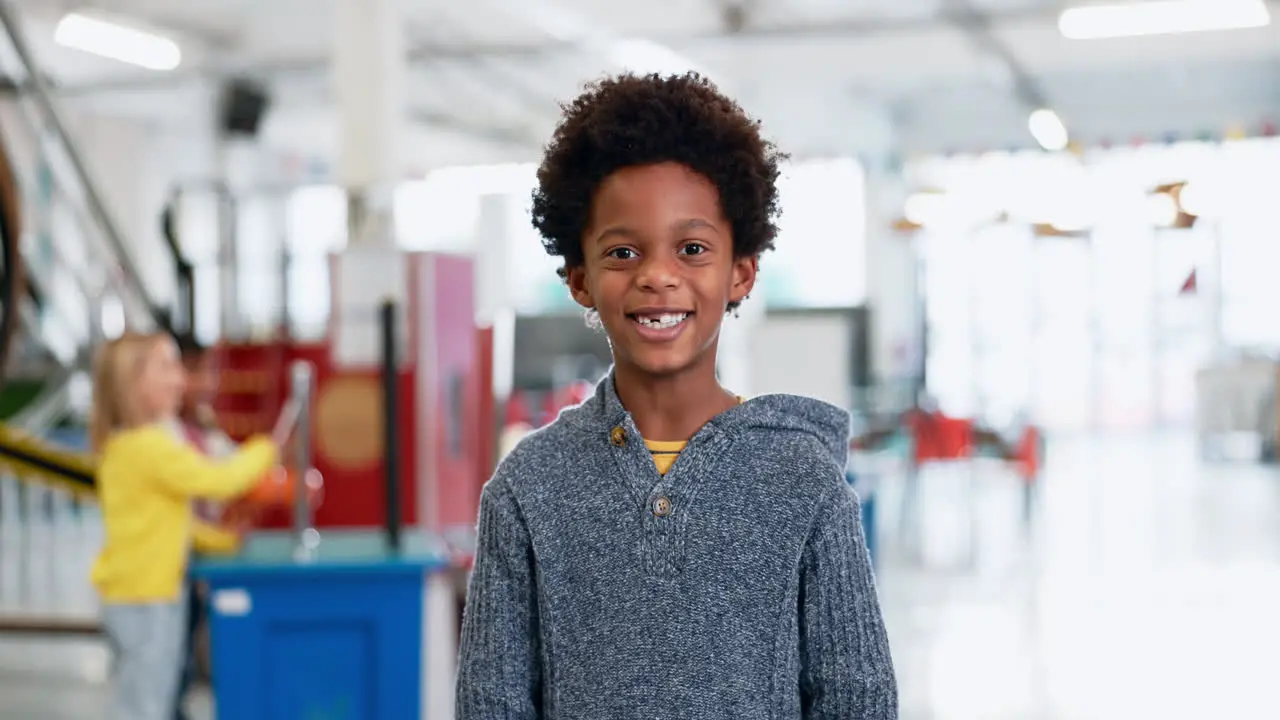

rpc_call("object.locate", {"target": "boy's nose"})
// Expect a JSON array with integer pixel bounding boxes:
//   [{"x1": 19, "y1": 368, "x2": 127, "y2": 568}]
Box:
[{"x1": 635, "y1": 255, "x2": 680, "y2": 290}]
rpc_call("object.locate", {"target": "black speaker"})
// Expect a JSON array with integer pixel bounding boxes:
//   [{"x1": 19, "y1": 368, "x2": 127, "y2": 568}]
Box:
[{"x1": 218, "y1": 78, "x2": 270, "y2": 137}]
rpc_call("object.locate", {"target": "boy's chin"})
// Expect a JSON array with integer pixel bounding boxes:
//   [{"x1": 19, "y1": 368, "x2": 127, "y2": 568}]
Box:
[{"x1": 618, "y1": 346, "x2": 708, "y2": 379}]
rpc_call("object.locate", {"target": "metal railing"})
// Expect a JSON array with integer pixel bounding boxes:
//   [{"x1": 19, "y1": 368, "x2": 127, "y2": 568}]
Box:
[
  {"x1": 0, "y1": 0, "x2": 168, "y2": 335},
  {"x1": 285, "y1": 361, "x2": 320, "y2": 560},
  {"x1": 270, "y1": 359, "x2": 320, "y2": 559}
]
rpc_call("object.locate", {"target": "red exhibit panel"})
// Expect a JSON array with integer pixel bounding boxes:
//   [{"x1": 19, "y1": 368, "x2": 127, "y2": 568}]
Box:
[
  {"x1": 214, "y1": 341, "x2": 419, "y2": 530},
  {"x1": 287, "y1": 345, "x2": 419, "y2": 530},
  {"x1": 209, "y1": 250, "x2": 483, "y2": 534},
  {"x1": 212, "y1": 341, "x2": 293, "y2": 440},
  {"x1": 412, "y1": 253, "x2": 483, "y2": 547},
  {"x1": 475, "y1": 326, "x2": 497, "y2": 488}
]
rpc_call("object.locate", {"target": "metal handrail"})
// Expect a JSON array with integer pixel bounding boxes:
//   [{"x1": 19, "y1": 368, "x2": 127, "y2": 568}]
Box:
[
  {"x1": 0, "y1": 1, "x2": 166, "y2": 332},
  {"x1": 9, "y1": 368, "x2": 73, "y2": 434},
  {"x1": 18, "y1": 168, "x2": 110, "y2": 362},
  {"x1": 274, "y1": 361, "x2": 319, "y2": 561},
  {"x1": 0, "y1": 116, "x2": 145, "y2": 338}
]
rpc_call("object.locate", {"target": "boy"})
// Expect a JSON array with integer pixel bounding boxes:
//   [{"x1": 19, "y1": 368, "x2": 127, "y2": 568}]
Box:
[
  {"x1": 172, "y1": 334, "x2": 238, "y2": 720},
  {"x1": 456, "y1": 73, "x2": 897, "y2": 719}
]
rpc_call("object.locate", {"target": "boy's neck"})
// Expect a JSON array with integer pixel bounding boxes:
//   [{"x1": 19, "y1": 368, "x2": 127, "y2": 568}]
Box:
[{"x1": 614, "y1": 359, "x2": 737, "y2": 442}]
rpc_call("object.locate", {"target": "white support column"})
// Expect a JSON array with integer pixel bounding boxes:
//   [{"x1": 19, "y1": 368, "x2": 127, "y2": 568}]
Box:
[
  {"x1": 331, "y1": 0, "x2": 406, "y2": 246},
  {"x1": 863, "y1": 162, "x2": 922, "y2": 402},
  {"x1": 423, "y1": 573, "x2": 457, "y2": 720},
  {"x1": 475, "y1": 194, "x2": 516, "y2": 402},
  {"x1": 474, "y1": 194, "x2": 512, "y2": 330},
  {"x1": 328, "y1": 0, "x2": 410, "y2": 361}
]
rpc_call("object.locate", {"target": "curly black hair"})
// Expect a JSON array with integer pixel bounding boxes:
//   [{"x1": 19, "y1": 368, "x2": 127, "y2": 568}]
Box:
[{"x1": 531, "y1": 72, "x2": 786, "y2": 309}]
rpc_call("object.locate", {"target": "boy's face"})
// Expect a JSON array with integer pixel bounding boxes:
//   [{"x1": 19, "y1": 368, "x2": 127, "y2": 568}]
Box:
[
  {"x1": 568, "y1": 162, "x2": 756, "y2": 379},
  {"x1": 182, "y1": 352, "x2": 217, "y2": 411}
]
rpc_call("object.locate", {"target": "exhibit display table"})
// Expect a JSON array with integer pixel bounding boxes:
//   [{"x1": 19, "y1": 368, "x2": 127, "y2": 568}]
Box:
[{"x1": 194, "y1": 530, "x2": 455, "y2": 720}]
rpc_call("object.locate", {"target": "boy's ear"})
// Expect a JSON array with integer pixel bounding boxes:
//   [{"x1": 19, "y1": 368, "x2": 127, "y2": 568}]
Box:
[
  {"x1": 565, "y1": 265, "x2": 594, "y2": 310},
  {"x1": 728, "y1": 255, "x2": 758, "y2": 306}
]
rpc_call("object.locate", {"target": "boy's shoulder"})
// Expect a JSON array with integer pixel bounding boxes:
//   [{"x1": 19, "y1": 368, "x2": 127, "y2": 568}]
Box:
[
  {"x1": 716, "y1": 393, "x2": 851, "y2": 467},
  {"x1": 488, "y1": 412, "x2": 593, "y2": 491}
]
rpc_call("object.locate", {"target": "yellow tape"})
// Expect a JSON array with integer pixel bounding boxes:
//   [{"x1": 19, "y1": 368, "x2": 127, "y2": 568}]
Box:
[
  {"x1": 0, "y1": 457, "x2": 96, "y2": 499},
  {"x1": 0, "y1": 424, "x2": 97, "y2": 499}
]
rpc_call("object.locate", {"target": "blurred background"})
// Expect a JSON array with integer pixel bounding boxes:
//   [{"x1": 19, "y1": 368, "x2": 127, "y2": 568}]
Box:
[{"x1": 0, "y1": 0, "x2": 1277, "y2": 718}]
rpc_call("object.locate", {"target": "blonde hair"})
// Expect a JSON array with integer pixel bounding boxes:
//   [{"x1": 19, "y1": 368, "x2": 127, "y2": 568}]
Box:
[{"x1": 89, "y1": 331, "x2": 170, "y2": 454}]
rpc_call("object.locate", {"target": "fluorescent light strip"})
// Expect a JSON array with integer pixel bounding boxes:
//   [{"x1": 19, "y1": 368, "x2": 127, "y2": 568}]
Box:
[
  {"x1": 1059, "y1": 0, "x2": 1271, "y2": 39},
  {"x1": 54, "y1": 12, "x2": 181, "y2": 71},
  {"x1": 1028, "y1": 108, "x2": 1069, "y2": 151}
]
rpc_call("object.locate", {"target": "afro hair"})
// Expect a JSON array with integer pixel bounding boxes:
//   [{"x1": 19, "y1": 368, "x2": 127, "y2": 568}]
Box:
[{"x1": 531, "y1": 71, "x2": 786, "y2": 308}]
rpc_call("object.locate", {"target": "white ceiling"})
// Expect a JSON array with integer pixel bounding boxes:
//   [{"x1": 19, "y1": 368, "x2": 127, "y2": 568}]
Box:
[{"x1": 2, "y1": 0, "x2": 1278, "y2": 171}]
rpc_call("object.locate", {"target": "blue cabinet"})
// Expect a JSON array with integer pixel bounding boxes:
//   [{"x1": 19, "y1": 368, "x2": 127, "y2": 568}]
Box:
[{"x1": 194, "y1": 532, "x2": 451, "y2": 720}]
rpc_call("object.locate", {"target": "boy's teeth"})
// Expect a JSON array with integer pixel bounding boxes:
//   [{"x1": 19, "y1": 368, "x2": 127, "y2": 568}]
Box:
[{"x1": 636, "y1": 312, "x2": 688, "y2": 329}]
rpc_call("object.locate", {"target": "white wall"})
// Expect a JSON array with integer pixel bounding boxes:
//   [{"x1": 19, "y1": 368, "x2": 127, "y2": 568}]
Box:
[{"x1": 749, "y1": 312, "x2": 854, "y2": 410}]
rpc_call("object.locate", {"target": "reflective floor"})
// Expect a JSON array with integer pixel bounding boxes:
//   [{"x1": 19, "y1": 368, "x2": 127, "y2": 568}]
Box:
[{"x1": 1, "y1": 432, "x2": 1277, "y2": 719}]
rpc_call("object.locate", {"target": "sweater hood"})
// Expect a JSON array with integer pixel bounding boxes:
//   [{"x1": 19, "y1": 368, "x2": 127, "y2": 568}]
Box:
[{"x1": 562, "y1": 371, "x2": 851, "y2": 469}]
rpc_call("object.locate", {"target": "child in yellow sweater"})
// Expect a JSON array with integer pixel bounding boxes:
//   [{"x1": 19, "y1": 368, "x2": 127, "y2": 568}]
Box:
[{"x1": 89, "y1": 331, "x2": 278, "y2": 720}]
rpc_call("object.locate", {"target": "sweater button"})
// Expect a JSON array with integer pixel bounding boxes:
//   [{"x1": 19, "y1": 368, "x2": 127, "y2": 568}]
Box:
[
  {"x1": 610, "y1": 426, "x2": 627, "y2": 447},
  {"x1": 652, "y1": 496, "x2": 673, "y2": 518}
]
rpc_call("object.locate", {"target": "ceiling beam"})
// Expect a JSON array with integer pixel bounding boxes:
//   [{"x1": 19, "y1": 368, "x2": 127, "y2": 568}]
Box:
[
  {"x1": 411, "y1": 109, "x2": 541, "y2": 148},
  {"x1": 0, "y1": 77, "x2": 541, "y2": 147},
  {"x1": 12, "y1": 3, "x2": 1101, "y2": 96},
  {"x1": 944, "y1": 0, "x2": 1051, "y2": 109},
  {"x1": 19, "y1": 0, "x2": 1280, "y2": 95}
]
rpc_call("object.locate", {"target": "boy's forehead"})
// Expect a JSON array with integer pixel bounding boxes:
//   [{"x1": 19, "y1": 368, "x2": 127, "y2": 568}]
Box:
[{"x1": 594, "y1": 164, "x2": 722, "y2": 212}]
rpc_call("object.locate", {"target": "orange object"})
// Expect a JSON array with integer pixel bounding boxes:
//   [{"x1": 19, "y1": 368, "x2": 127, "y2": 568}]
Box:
[
  {"x1": 244, "y1": 466, "x2": 294, "y2": 507},
  {"x1": 1013, "y1": 426, "x2": 1042, "y2": 483},
  {"x1": 220, "y1": 467, "x2": 325, "y2": 527}
]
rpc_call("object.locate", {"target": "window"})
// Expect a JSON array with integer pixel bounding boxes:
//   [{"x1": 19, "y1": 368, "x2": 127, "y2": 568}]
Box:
[
  {"x1": 173, "y1": 191, "x2": 221, "y2": 344},
  {"x1": 912, "y1": 138, "x2": 1280, "y2": 430},
  {"x1": 763, "y1": 158, "x2": 867, "y2": 308},
  {"x1": 283, "y1": 185, "x2": 346, "y2": 339}
]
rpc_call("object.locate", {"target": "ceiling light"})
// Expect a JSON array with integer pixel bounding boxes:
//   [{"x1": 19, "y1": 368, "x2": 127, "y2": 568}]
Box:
[
  {"x1": 903, "y1": 192, "x2": 948, "y2": 227},
  {"x1": 1028, "y1": 109, "x2": 1069, "y2": 151},
  {"x1": 54, "y1": 11, "x2": 181, "y2": 71},
  {"x1": 1059, "y1": 1, "x2": 1270, "y2": 40}
]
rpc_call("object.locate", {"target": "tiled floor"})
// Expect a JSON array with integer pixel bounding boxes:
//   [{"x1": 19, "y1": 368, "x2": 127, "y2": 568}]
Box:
[{"x1": 1, "y1": 432, "x2": 1278, "y2": 719}]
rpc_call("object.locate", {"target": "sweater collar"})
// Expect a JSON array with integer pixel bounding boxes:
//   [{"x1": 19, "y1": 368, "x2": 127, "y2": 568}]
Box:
[{"x1": 561, "y1": 368, "x2": 851, "y2": 467}]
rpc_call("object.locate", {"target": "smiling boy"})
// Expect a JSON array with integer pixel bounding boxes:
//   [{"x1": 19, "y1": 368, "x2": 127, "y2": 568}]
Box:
[{"x1": 455, "y1": 72, "x2": 897, "y2": 719}]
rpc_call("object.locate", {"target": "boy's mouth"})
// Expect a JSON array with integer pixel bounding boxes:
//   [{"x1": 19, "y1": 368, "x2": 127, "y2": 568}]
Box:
[{"x1": 629, "y1": 312, "x2": 690, "y2": 330}]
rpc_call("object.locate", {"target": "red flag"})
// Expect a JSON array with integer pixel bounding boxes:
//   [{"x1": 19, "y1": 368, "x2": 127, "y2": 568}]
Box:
[{"x1": 1179, "y1": 269, "x2": 1197, "y2": 295}]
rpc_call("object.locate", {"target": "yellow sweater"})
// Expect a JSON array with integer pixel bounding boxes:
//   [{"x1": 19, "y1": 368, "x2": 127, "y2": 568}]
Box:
[{"x1": 92, "y1": 425, "x2": 277, "y2": 603}]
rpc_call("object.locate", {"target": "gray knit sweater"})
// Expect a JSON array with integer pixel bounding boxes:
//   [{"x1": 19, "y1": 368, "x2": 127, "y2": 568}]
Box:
[{"x1": 456, "y1": 375, "x2": 897, "y2": 719}]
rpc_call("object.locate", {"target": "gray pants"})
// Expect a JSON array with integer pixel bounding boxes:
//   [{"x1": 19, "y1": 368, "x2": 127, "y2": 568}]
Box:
[{"x1": 102, "y1": 598, "x2": 187, "y2": 720}]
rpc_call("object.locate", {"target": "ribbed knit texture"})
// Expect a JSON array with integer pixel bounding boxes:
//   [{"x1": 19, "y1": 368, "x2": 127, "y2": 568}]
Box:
[{"x1": 456, "y1": 374, "x2": 897, "y2": 719}]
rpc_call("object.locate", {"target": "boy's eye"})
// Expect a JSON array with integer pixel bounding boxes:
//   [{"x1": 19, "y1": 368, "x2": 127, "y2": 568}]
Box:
[
  {"x1": 607, "y1": 247, "x2": 637, "y2": 260},
  {"x1": 680, "y1": 243, "x2": 707, "y2": 256}
]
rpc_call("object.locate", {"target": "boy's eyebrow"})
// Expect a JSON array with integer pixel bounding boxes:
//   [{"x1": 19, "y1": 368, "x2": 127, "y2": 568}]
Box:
[
  {"x1": 674, "y1": 218, "x2": 720, "y2": 234},
  {"x1": 592, "y1": 218, "x2": 721, "y2": 244}
]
